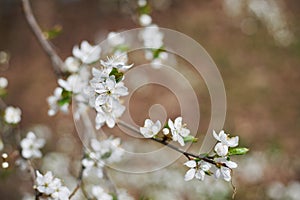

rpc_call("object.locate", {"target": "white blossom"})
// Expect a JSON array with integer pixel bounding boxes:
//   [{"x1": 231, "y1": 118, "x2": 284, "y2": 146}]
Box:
[
  {"x1": 47, "y1": 87, "x2": 69, "y2": 116},
  {"x1": 214, "y1": 158, "x2": 237, "y2": 182},
  {"x1": 35, "y1": 171, "x2": 70, "y2": 199},
  {"x1": 91, "y1": 186, "x2": 113, "y2": 200},
  {"x1": 82, "y1": 137, "x2": 124, "y2": 177},
  {"x1": 117, "y1": 189, "x2": 134, "y2": 200},
  {"x1": 82, "y1": 151, "x2": 104, "y2": 178},
  {"x1": 50, "y1": 178, "x2": 71, "y2": 200},
  {"x1": 100, "y1": 55, "x2": 133, "y2": 71},
  {"x1": 72, "y1": 40, "x2": 101, "y2": 64},
  {"x1": 95, "y1": 98, "x2": 125, "y2": 129},
  {"x1": 94, "y1": 76, "x2": 128, "y2": 106},
  {"x1": 213, "y1": 130, "x2": 239, "y2": 156},
  {"x1": 168, "y1": 117, "x2": 190, "y2": 146},
  {"x1": 184, "y1": 160, "x2": 211, "y2": 181},
  {"x1": 139, "y1": 24, "x2": 164, "y2": 49},
  {"x1": 20, "y1": 132, "x2": 45, "y2": 159},
  {"x1": 139, "y1": 14, "x2": 152, "y2": 26},
  {"x1": 140, "y1": 119, "x2": 161, "y2": 138},
  {"x1": 0, "y1": 77, "x2": 8, "y2": 88},
  {"x1": 4, "y1": 106, "x2": 21, "y2": 124},
  {"x1": 64, "y1": 56, "x2": 80, "y2": 73},
  {"x1": 107, "y1": 32, "x2": 125, "y2": 47},
  {"x1": 36, "y1": 171, "x2": 56, "y2": 195},
  {"x1": 137, "y1": 0, "x2": 147, "y2": 7}
]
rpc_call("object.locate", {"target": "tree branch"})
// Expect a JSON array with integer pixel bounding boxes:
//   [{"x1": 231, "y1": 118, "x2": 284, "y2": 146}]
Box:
[
  {"x1": 117, "y1": 120, "x2": 218, "y2": 166},
  {"x1": 21, "y1": 0, "x2": 64, "y2": 77}
]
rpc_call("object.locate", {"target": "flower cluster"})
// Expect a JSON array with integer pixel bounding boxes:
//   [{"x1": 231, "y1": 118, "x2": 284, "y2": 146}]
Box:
[
  {"x1": 47, "y1": 40, "x2": 99, "y2": 116},
  {"x1": 20, "y1": 131, "x2": 45, "y2": 159},
  {"x1": 82, "y1": 137, "x2": 124, "y2": 178},
  {"x1": 140, "y1": 117, "x2": 193, "y2": 146},
  {"x1": 184, "y1": 130, "x2": 246, "y2": 182},
  {"x1": 35, "y1": 171, "x2": 70, "y2": 200}
]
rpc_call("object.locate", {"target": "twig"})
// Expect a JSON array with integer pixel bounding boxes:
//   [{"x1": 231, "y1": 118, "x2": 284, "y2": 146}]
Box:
[
  {"x1": 117, "y1": 120, "x2": 218, "y2": 166},
  {"x1": 21, "y1": 0, "x2": 64, "y2": 77},
  {"x1": 69, "y1": 150, "x2": 85, "y2": 199}
]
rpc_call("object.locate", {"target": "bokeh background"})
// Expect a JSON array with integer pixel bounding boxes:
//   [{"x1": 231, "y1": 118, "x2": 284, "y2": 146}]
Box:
[{"x1": 0, "y1": 0, "x2": 300, "y2": 199}]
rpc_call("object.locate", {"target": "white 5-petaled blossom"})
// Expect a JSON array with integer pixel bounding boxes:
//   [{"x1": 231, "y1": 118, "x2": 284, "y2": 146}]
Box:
[
  {"x1": 4, "y1": 106, "x2": 21, "y2": 124},
  {"x1": 168, "y1": 117, "x2": 191, "y2": 146},
  {"x1": 72, "y1": 40, "x2": 101, "y2": 64},
  {"x1": 214, "y1": 158, "x2": 238, "y2": 182},
  {"x1": 94, "y1": 76, "x2": 128, "y2": 106},
  {"x1": 63, "y1": 56, "x2": 80, "y2": 73},
  {"x1": 184, "y1": 160, "x2": 211, "y2": 181},
  {"x1": 20, "y1": 132, "x2": 45, "y2": 159},
  {"x1": 47, "y1": 87, "x2": 69, "y2": 116},
  {"x1": 95, "y1": 98, "x2": 125, "y2": 129},
  {"x1": 140, "y1": 119, "x2": 161, "y2": 138},
  {"x1": 0, "y1": 77, "x2": 8, "y2": 88},
  {"x1": 36, "y1": 171, "x2": 70, "y2": 200},
  {"x1": 91, "y1": 186, "x2": 113, "y2": 200},
  {"x1": 100, "y1": 55, "x2": 133, "y2": 71},
  {"x1": 213, "y1": 130, "x2": 239, "y2": 157}
]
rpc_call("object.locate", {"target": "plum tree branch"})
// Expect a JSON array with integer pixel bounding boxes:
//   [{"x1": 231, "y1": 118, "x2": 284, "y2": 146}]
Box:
[{"x1": 21, "y1": 0, "x2": 64, "y2": 77}]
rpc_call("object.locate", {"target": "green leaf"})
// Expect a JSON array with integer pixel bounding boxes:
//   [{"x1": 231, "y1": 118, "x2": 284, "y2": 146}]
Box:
[
  {"x1": 0, "y1": 88, "x2": 7, "y2": 97},
  {"x1": 114, "y1": 44, "x2": 129, "y2": 52},
  {"x1": 109, "y1": 68, "x2": 124, "y2": 83},
  {"x1": 138, "y1": 5, "x2": 151, "y2": 15},
  {"x1": 57, "y1": 90, "x2": 72, "y2": 106},
  {"x1": 101, "y1": 151, "x2": 112, "y2": 159},
  {"x1": 152, "y1": 47, "x2": 165, "y2": 59},
  {"x1": 43, "y1": 25, "x2": 62, "y2": 40},
  {"x1": 183, "y1": 135, "x2": 198, "y2": 143},
  {"x1": 228, "y1": 147, "x2": 249, "y2": 156}
]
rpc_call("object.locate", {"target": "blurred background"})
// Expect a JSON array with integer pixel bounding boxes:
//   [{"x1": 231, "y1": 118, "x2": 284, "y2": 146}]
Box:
[{"x1": 0, "y1": 0, "x2": 300, "y2": 199}]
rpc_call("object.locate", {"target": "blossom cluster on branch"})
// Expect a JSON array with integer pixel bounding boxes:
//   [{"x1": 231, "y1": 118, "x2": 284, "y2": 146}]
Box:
[{"x1": 0, "y1": 0, "x2": 250, "y2": 199}]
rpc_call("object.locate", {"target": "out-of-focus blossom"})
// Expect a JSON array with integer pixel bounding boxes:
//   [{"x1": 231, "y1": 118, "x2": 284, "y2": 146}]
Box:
[
  {"x1": 47, "y1": 87, "x2": 69, "y2": 116},
  {"x1": 4, "y1": 106, "x2": 21, "y2": 124},
  {"x1": 0, "y1": 77, "x2": 8, "y2": 88},
  {"x1": 107, "y1": 32, "x2": 125, "y2": 47},
  {"x1": 139, "y1": 24, "x2": 164, "y2": 49},
  {"x1": 20, "y1": 132, "x2": 45, "y2": 159},
  {"x1": 91, "y1": 186, "x2": 112, "y2": 200},
  {"x1": 72, "y1": 40, "x2": 101, "y2": 64},
  {"x1": 64, "y1": 56, "x2": 80, "y2": 73},
  {"x1": 117, "y1": 189, "x2": 134, "y2": 200},
  {"x1": 139, "y1": 14, "x2": 152, "y2": 26}
]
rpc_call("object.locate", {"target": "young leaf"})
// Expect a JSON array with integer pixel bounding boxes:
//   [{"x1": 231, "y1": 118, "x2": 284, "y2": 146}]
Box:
[
  {"x1": 43, "y1": 25, "x2": 62, "y2": 40},
  {"x1": 228, "y1": 147, "x2": 249, "y2": 156},
  {"x1": 183, "y1": 135, "x2": 198, "y2": 143},
  {"x1": 109, "y1": 68, "x2": 124, "y2": 83}
]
